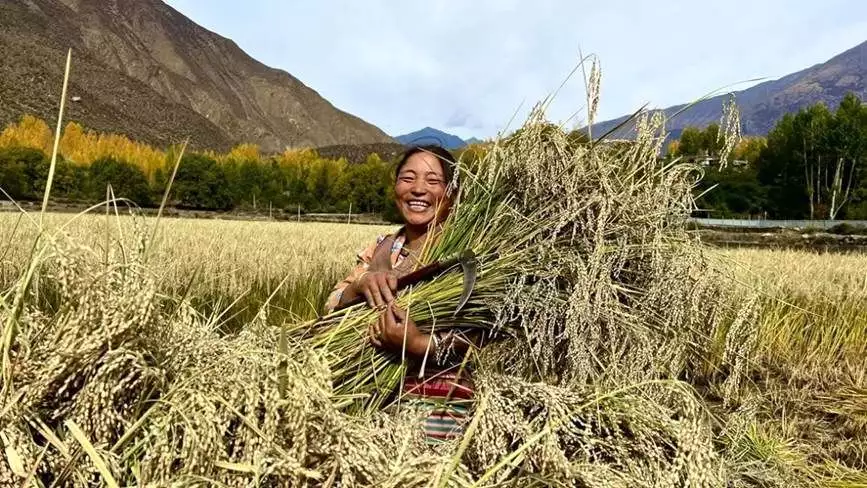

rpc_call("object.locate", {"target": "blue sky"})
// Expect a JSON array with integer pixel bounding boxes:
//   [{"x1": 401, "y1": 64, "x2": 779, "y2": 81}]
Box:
[{"x1": 165, "y1": 0, "x2": 867, "y2": 139}]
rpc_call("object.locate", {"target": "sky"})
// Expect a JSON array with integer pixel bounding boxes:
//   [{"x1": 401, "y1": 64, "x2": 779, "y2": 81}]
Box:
[{"x1": 164, "y1": 0, "x2": 867, "y2": 140}]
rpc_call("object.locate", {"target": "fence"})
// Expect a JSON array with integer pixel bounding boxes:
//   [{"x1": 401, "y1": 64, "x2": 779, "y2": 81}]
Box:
[{"x1": 690, "y1": 218, "x2": 867, "y2": 230}]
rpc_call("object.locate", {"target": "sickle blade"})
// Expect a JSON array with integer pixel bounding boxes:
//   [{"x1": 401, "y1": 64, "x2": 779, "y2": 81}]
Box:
[{"x1": 454, "y1": 250, "x2": 478, "y2": 316}]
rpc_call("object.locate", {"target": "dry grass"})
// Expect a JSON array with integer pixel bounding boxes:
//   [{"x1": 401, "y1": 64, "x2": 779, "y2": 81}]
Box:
[
  {"x1": 1, "y1": 106, "x2": 866, "y2": 486},
  {"x1": 711, "y1": 248, "x2": 867, "y2": 371},
  {"x1": 0, "y1": 212, "x2": 394, "y2": 323},
  {"x1": 1, "y1": 211, "x2": 865, "y2": 486}
]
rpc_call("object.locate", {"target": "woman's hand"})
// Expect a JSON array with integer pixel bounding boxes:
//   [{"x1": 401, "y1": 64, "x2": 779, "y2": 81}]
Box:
[
  {"x1": 368, "y1": 303, "x2": 431, "y2": 357},
  {"x1": 351, "y1": 270, "x2": 398, "y2": 309}
]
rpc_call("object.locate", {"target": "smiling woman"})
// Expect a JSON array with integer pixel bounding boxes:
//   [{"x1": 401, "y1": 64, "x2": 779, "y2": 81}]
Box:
[{"x1": 324, "y1": 144, "x2": 480, "y2": 443}]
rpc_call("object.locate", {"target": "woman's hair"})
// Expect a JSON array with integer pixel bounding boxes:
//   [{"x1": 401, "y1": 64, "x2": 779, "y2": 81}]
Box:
[{"x1": 395, "y1": 145, "x2": 456, "y2": 186}]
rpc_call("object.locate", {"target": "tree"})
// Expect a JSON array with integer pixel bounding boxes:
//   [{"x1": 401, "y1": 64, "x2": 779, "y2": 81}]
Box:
[
  {"x1": 695, "y1": 166, "x2": 767, "y2": 217},
  {"x1": 0, "y1": 147, "x2": 49, "y2": 200},
  {"x1": 825, "y1": 93, "x2": 867, "y2": 218},
  {"x1": 173, "y1": 154, "x2": 234, "y2": 210},
  {"x1": 0, "y1": 147, "x2": 88, "y2": 202},
  {"x1": 334, "y1": 153, "x2": 392, "y2": 214},
  {"x1": 733, "y1": 137, "x2": 767, "y2": 163},
  {"x1": 0, "y1": 147, "x2": 38, "y2": 200},
  {"x1": 755, "y1": 106, "x2": 832, "y2": 218},
  {"x1": 701, "y1": 123, "x2": 723, "y2": 157},
  {"x1": 87, "y1": 157, "x2": 153, "y2": 206},
  {"x1": 752, "y1": 94, "x2": 867, "y2": 219},
  {"x1": 0, "y1": 115, "x2": 53, "y2": 154},
  {"x1": 677, "y1": 127, "x2": 704, "y2": 157}
]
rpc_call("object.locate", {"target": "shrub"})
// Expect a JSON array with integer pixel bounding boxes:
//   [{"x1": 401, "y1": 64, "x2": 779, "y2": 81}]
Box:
[{"x1": 828, "y1": 222, "x2": 866, "y2": 236}]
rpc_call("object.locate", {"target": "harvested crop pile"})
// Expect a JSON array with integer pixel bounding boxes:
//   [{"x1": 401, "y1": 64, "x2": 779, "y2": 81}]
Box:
[{"x1": 2, "y1": 104, "x2": 865, "y2": 486}]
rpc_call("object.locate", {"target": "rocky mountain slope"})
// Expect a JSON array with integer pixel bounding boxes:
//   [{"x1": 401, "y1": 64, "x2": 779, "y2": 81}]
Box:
[
  {"x1": 0, "y1": 0, "x2": 395, "y2": 152},
  {"x1": 593, "y1": 40, "x2": 867, "y2": 138}
]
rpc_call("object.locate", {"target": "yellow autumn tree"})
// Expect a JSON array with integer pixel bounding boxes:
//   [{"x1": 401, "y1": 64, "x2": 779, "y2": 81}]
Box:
[
  {"x1": 226, "y1": 143, "x2": 261, "y2": 163},
  {"x1": 59, "y1": 121, "x2": 91, "y2": 163},
  {"x1": 55, "y1": 121, "x2": 165, "y2": 179},
  {"x1": 277, "y1": 148, "x2": 319, "y2": 169},
  {"x1": 0, "y1": 115, "x2": 54, "y2": 154}
]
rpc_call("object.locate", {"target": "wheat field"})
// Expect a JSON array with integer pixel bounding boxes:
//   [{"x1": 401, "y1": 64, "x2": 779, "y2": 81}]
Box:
[
  {"x1": 4, "y1": 212, "x2": 863, "y2": 331},
  {"x1": 1, "y1": 212, "x2": 864, "y2": 374},
  {"x1": 2, "y1": 206, "x2": 865, "y2": 485},
  {"x1": 0, "y1": 211, "x2": 395, "y2": 324}
]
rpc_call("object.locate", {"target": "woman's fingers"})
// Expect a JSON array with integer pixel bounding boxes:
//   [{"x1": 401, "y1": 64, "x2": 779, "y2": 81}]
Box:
[
  {"x1": 364, "y1": 279, "x2": 386, "y2": 309},
  {"x1": 383, "y1": 303, "x2": 397, "y2": 330},
  {"x1": 390, "y1": 304, "x2": 406, "y2": 323},
  {"x1": 361, "y1": 272, "x2": 399, "y2": 309},
  {"x1": 368, "y1": 316, "x2": 383, "y2": 347},
  {"x1": 378, "y1": 274, "x2": 395, "y2": 305},
  {"x1": 361, "y1": 287, "x2": 375, "y2": 309}
]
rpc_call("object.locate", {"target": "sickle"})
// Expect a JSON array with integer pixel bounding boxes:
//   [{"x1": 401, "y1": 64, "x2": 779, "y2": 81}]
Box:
[{"x1": 453, "y1": 249, "x2": 478, "y2": 316}]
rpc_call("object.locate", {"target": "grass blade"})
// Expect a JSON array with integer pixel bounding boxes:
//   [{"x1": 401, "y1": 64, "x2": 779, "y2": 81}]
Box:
[
  {"x1": 64, "y1": 420, "x2": 120, "y2": 488},
  {"x1": 40, "y1": 49, "x2": 72, "y2": 225}
]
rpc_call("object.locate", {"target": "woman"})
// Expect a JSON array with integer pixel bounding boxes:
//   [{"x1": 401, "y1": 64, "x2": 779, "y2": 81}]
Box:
[{"x1": 325, "y1": 145, "x2": 477, "y2": 444}]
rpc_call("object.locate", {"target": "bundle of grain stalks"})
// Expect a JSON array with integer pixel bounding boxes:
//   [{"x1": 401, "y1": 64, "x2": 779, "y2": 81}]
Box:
[{"x1": 1, "y1": 83, "x2": 863, "y2": 485}]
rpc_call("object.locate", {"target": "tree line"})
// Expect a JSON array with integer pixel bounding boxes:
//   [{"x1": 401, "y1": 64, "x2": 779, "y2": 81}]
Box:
[
  {"x1": 0, "y1": 144, "x2": 403, "y2": 217},
  {"x1": 4, "y1": 93, "x2": 866, "y2": 222},
  {"x1": 0, "y1": 115, "x2": 417, "y2": 219},
  {"x1": 669, "y1": 93, "x2": 867, "y2": 219}
]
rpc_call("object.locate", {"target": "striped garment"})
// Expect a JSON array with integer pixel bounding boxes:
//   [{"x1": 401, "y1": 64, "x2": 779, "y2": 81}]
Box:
[{"x1": 402, "y1": 371, "x2": 474, "y2": 443}]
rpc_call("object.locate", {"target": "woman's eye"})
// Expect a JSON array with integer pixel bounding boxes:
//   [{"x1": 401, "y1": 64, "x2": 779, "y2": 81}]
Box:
[
  {"x1": 426, "y1": 178, "x2": 443, "y2": 186},
  {"x1": 399, "y1": 177, "x2": 414, "y2": 183}
]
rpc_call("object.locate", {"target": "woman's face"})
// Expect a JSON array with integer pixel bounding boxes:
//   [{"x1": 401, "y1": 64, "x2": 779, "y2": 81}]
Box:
[{"x1": 394, "y1": 152, "x2": 450, "y2": 228}]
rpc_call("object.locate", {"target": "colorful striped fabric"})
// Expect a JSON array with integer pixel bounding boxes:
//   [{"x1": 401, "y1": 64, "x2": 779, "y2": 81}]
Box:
[{"x1": 402, "y1": 371, "x2": 474, "y2": 444}]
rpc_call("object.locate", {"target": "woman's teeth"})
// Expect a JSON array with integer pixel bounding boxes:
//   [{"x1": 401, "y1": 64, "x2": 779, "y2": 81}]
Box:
[{"x1": 407, "y1": 200, "x2": 431, "y2": 212}]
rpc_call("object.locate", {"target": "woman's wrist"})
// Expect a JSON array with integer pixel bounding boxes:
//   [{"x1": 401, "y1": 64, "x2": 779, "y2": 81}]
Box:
[{"x1": 409, "y1": 333, "x2": 436, "y2": 358}]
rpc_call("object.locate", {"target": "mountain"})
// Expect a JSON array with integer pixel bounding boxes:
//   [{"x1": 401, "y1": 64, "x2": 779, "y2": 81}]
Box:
[
  {"x1": 395, "y1": 127, "x2": 469, "y2": 150},
  {"x1": 593, "y1": 40, "x2": 867, "y2": 139},
  {"x1": 0, "y1": 0, "x2": 395, "y2": 152}
]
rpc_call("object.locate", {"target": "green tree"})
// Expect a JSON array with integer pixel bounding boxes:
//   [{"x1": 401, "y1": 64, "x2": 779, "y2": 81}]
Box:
[
  {"x1": 334, "y1": 153, "x2": 391, "y2": 214},
  {"x1": 0, "y1": 147, "x2": 89, "y2": 203},
  {"x1": 88, "y1": 157, "x2": 152, "y2": 206},
  {"x1": 0, "y1": 147, "x2": 42, "y2": 200},
  {"x1": 174, "y1": 154, "x2": 234, "y2": 210},
  {"x1": 826, "y1": 93, "x2": 867, "y2": 218},
  {"x1": 701, "y1": 123, "x2": 723, "y2": 157},
  {"x1": 695, "y1": 166, "x2": 767, "y2": 217},
  {"x1": 755, "y1": 104, "x2": 834, "y2": 218},
  {"x1": 677, "y1": 127, "x2": 704, "y2": 157}
]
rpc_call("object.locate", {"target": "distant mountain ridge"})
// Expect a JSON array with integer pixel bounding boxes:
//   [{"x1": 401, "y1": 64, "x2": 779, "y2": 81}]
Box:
[
  {"x1": 592, "y1": 40, "x2": 867, "y2": 139},
  {"x1": 396, "y1": 127, "x2": 475, "y2": 150},
  {"x1": 0, "y1": 0, "x2": 395, "y2": 152}
]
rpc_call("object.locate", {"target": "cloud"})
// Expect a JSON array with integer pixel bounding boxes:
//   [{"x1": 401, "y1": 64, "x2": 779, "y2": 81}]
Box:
[
  {"x1": 166, "y1": 0, "x2": 867, "y2": 138},
  {"x1": 445, "y1": 109, "x2": 484, "y2": 130}
]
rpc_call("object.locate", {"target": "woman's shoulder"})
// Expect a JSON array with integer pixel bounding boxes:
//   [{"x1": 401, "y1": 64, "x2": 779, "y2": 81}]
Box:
[{"x1": 357, "y1": 227, "x2": 405, "y2": 263}]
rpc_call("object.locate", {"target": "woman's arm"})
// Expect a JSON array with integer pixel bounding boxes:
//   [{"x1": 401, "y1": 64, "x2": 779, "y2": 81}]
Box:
[
  {"x1": 372, "y1": 304, "x2": 484, "y2": 364},
  {"x1": 326, "y1": 235, "x2": 401, "y2": 313}
]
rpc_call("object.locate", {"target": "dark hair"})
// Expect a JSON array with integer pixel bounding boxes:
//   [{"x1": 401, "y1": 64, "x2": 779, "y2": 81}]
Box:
[{"x1": 395, "y1": 145, "x2": 456, "y2": 186}]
